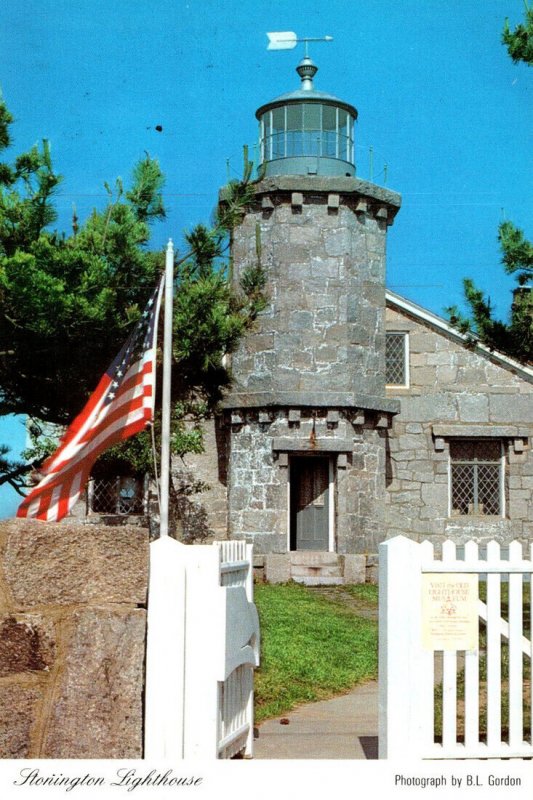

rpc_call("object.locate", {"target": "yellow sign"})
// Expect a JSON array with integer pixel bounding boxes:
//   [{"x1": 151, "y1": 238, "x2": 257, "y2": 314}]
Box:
[{"x1": 421, "y1": 573, "x2": 479, "y2": 651}]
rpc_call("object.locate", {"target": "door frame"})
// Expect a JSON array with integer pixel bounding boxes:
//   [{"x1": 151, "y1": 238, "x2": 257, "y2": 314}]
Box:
[{"x1": 286, "y1": 454, "x2": 335, "y2": 552}]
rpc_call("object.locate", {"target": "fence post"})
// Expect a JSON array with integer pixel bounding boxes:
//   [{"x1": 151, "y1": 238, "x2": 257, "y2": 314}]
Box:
[
  {"x1": 144, "y1": 536, "x2": 187, "y2": 759},
  {"x1": 379, "y1": 535, "x2": 428, "y2": 759},
  {"x1": 244, "y1": 543, "x2": 256, "y2": 757},
  {"x1": 182, "y1": 546, "x2": 222, "y2": 758}
]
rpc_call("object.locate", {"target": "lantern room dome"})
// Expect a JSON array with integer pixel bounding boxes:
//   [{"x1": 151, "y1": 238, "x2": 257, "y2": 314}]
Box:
[{"x1": 256, "y1": 57, "x2": 358, "y2": 178}]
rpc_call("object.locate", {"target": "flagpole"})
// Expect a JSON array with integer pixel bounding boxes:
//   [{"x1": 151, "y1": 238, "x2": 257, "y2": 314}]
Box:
[
  {"x1": 144, "y1": 239, "x2": 188, "y2": 759},
  {"x1": 159, "y1": 238, "x2": 174, "y2": 537}
]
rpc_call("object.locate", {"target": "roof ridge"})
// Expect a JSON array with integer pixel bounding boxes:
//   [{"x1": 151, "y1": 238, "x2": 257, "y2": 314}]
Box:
[{"x1": 385, "y1": 289, "x2": 533, "y2": 381}]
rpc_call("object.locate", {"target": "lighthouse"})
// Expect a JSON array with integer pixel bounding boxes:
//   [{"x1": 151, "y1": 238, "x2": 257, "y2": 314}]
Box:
[{"x1": 219, "y1": 55, "x2": 402, "y2": 577}]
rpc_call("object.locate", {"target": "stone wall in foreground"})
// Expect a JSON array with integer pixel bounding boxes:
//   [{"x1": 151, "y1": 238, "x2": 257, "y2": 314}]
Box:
[{"x1": 0, "y1": 520, "x2": 148, "y2": 758}]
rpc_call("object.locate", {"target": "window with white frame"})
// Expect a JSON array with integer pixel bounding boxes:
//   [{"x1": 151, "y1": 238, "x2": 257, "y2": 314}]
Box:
[
  {"x1": 449, "y1": 440, "x2": 504, "y2": 517},
  {"x1": 386, "y1": 332, "x2": 409, "y2": 386}
]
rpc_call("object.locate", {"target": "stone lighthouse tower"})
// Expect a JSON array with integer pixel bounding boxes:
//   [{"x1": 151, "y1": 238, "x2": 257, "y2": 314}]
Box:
[{"x1": 220, "y1": 56, "x2": 401, "y2": 574}]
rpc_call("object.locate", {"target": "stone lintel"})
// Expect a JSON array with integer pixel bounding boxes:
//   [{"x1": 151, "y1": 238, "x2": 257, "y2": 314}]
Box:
[
  {"x1": 222, "y1": 392, "x2": 400, "y2": 415},
  {"x1": 272, "y1": 438, "x2": 353, "y2": 453},
  {"x1": 432, "y1": 424, "x2": 531, "y2": 439}
]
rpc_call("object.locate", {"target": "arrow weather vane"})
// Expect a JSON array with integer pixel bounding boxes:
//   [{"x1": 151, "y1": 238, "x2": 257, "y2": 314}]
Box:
[{"x1": 266, "y1": 31, "x2": 333, "y2": 57}]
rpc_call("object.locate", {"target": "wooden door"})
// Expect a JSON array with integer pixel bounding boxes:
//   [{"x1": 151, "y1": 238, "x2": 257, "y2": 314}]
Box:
[{"x1": 290, "y1": 456, "x2": 330, "y2": 551}]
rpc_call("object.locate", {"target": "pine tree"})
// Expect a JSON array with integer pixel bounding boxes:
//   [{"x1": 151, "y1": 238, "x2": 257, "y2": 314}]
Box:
[
  {"x1": 0, "y1": 99, "x2": 266, "y2": 492},
  {"x1": 502, "y1": 2, "x2": 533, "y2": 65},
  {"x1": 446, "y1": 7, "x2": 532, "y2": 365}
]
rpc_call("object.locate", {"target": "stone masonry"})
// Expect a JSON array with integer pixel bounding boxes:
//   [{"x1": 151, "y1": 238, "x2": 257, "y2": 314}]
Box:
[
  {"x1": 224, "y1": 407, "x2": 389, "y2": 555},
  {"x1": 219, "y1": 175, "x2": 401, "y2": 556},
  {"x1": 385, "y1": 301, "x2": 533, "y2": 546},
  {"x1": 227, "y1": 175, "x2": 400, "y2": 401},
  {"x1": 0, "y1": 519, "x2": 148, "y2": 758}
]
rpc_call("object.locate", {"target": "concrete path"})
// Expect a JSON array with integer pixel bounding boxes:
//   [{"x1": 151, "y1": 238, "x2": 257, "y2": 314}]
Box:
[{"x1": 253, "y1": 680, "x2": 378, "y2": 760}]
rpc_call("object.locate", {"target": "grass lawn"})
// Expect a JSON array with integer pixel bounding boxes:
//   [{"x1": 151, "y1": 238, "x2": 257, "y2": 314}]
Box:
[{"x1": 253, "y1": 582, "x2": 378, "y2": 722}]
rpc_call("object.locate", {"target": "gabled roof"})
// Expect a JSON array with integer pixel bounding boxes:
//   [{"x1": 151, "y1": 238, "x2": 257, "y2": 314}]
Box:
[{"x1": 385, "y1": 289, "x2": 533, "y2": 382}]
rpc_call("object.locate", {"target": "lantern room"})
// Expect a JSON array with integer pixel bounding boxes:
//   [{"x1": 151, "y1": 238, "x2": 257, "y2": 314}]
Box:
[{"x1": 256, "y1": 56, "x2": 357, "y2": 178}]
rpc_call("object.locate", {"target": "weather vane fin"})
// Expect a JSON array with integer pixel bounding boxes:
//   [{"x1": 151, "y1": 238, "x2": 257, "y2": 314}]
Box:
[{"x1": 266, "y1": 32, "x2": 333, "y2": 57}]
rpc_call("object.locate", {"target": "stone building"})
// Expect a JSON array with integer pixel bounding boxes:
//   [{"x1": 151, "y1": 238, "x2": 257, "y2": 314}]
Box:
[
  {"x1": 76, "y1": 57, "x2": 533, "y2": 583},
  {"x1": 176, "y1": 56, "x2": 533, "y2": 583},
  {"x1": 384, "y1": 292, "x2": 533, "y2": 546}
]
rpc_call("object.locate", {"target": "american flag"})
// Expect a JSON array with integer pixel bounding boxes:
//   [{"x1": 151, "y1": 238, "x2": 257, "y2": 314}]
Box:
[{"x1": 17, "y1": 275, "x2": 165, "y2": 522}]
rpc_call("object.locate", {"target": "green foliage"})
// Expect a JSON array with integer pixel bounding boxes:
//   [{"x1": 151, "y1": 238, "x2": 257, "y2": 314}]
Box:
[
  {"x1": 447, "y1": 12, "x2": 533, "y2": 365},
  {"x1": 446, "y1": 255, "x2": 533, "y2": 364},
  {"x1": 0, "y1": 443, "x2": 28, "y2": 495},
  {"x1": 499, "y1": 220, "x2": 533, "y2": 284},
  {"x1": 254, "y1": 583, "x2": 378, "y2": 722},
  {"x1": 502, "y1": 3, "x2": 533, "y2": 65},
  {"x1": 448, "y1": 1, "x2": 533, "y2": 369},
  {"x1": 0, "y1": 99, "x2": 267, "y2": 490},
  {"x1": 0, "y1": 100, "x2": 164, "y2": 425},
  {"x1": 91, "y1": 430, "x2": 154, "y2": 479}
]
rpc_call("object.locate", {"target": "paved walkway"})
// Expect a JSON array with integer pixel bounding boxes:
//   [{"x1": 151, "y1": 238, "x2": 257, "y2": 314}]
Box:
[{"x1": 253, "y1": 680, "x2": 378, "y2": 759}]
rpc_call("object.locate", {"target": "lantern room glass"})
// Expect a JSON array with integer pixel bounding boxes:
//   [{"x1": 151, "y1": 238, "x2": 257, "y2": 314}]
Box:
[{"x1": 259, "y1": 102, "x2": 354, "y2": 166}]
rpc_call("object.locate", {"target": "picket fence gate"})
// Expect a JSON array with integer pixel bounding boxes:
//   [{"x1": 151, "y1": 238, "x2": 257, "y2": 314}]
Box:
[
  {"x1": 379, "y1": 535, "x2": 533, "y2": 760},
  {"x1": 144, "y1": 537, "x2": 260, "y2": 759}
]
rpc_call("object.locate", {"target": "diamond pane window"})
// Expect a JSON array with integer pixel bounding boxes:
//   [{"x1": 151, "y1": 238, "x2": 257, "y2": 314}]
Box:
[
  {"x1": 91, "y1": 476, "x2": 144, "y2": 515},
  {"x1": 450, "y1": 440, "x2": 503, "y2": 516},
  {"x1": 386, "y1": 333, "x2": 408, "y2": 385}
]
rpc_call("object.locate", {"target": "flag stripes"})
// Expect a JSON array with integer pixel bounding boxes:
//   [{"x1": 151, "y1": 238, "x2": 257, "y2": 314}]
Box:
[{"x1": 17, "y1": 275, "x2": 164, "y2": 522}]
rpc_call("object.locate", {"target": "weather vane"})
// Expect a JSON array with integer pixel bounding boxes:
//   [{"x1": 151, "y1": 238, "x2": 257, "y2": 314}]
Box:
[{"x1": 266, "y1": 32, "x2": 333, "y2": 57}]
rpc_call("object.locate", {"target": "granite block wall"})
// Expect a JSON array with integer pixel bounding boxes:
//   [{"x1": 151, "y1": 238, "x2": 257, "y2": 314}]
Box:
[
  {"x1": 385, "y1": 305, "x2": 533, "y2": 546},
  {"x1": 0, "y1": 520, "x2": 148, "y2": 758},
  {"x1": 227, "y1": 177, "x2": 400, "y2": 406},
  {"x1": 225, "y1": 407, "x2": 389, "y2": 554},
  {"x1": 230, "y1": 195, "x2": 387, "y2": 399}
]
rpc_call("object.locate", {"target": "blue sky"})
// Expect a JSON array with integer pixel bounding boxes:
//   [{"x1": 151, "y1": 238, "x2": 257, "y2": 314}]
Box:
[{"x1": 0, "y1": 0, "x2": 531, "y2": 517}]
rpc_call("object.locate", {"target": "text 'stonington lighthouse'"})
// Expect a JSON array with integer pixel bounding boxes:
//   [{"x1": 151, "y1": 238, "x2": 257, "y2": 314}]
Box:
[{"x1": 221, "y1": 55, "x2": 402, "y2": 564}]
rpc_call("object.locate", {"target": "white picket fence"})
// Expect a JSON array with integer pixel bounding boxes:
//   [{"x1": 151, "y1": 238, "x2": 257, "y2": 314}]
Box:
[
  {"x1": 144, "y1": 537, "x2": 259, "y2": 759},
  {"x1": 379, "y1": 535, "x2": 533, "y2": 760}
]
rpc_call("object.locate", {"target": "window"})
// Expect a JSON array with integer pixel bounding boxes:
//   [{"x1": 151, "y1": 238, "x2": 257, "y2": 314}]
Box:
[
  {"x1": 450, "y1": 440, "x2": 504, "y2": 517},
  {"x1": 90, "y1": 476, "x2": 144, "y2": 515},
  {"x1": 386, "y1": 332, "x2": 409, "y2": 386},
  {"x1": 259, "y1": 104, "x2": 355, "y2": 164}
]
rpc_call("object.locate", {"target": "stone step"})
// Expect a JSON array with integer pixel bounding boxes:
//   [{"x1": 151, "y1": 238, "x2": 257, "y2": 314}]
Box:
[
  {"x1": 292, "y1": 576, "x2": 345, "y2": 587},
  {"x1": 289, "y1": 551, "x2": 341, "y2": 567},
  {"x1": 290, "y1": 565, "x2": 343, "y2": 578}
]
